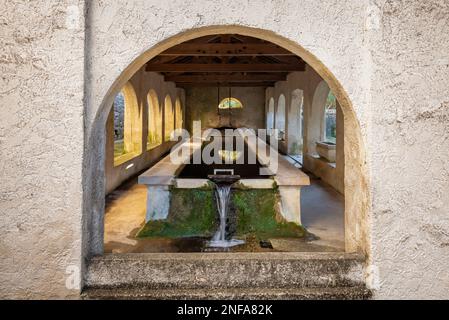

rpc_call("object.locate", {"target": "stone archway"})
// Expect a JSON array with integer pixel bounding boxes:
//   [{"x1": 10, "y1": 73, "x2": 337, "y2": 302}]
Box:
[
  {"x1": 308, "y1": 81, "x2": 330, "y2": 155},
  {"x1": 84, "y1": 25, "x2": 370, "y2": 261}
]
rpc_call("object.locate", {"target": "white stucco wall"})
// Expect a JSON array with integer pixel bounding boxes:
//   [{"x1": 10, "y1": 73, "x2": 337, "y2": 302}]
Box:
[
  {"x1": 0, "y1": 0, "x2": 85, "y2": 298},
  {"x1": 1, "y1": 0, "x2": 448, "y2": 299},
  {"x1": 367, "y1": 0, "x2": 449, "y2": 299}
]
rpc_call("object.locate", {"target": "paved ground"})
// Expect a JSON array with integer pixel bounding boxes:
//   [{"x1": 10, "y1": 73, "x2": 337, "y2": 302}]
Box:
[
  {"x1": 301, "y1": 178, "x2": 345, "y2": 251},
  {"x1": 104, "y1": 176, "x2": 345, "y2": 253},
  {"x1": 103, "y1": 178, "x2": 146, "y2": 253}
]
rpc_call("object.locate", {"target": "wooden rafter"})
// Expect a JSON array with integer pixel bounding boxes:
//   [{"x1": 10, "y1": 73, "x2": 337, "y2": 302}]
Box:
[
  {"x1": 158, "y1": 43, "x2": 295, "y2": 56},
  {"x1": 177, "y1": 82, "x2": 276, "y2": 87},
  {"x1": 145, "y1": 34, "x2": 306, "y2": 87},
  {"x1": 164, "y1": 74, "x2": 287, "y2": 83},
  {"x1": 146, "y1": 63, "x2": 305, "y2": 73}
]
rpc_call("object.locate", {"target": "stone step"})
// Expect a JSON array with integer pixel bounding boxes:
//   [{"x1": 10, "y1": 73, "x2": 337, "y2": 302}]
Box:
[
  {"x1": 82, "y1": 286, "x2": 372, "y2": 300},
  {"x1": 85, "y1": 252, "x2": 367, "y2": 290}
]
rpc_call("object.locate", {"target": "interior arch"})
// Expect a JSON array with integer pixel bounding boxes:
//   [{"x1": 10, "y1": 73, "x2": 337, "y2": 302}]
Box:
[{"x1": 147, "y1": 89, "x2": 162, "y2": 150}]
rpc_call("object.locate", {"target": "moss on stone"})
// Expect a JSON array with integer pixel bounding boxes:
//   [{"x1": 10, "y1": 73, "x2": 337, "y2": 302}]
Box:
[
  {"x1": 232, "y1": 189, "x2": 305, "y2": 240},
  {"x1": 137, "y1": 189, "x2": 217, "y2": 238},
  {"x1": 137, "y1": 187, "x2": 305, "y2": 241},
  {"x1": 232, "y1": 181, "x2": 251, "y2": 190}
]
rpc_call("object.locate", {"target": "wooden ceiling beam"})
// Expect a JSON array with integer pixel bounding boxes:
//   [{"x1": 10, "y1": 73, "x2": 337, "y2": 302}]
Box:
[
  {"x1": 177, "y1": 82, "x2": 275, "y2": 87},
  {"x1": 164, "y1": 74, "x2": 287, "y2": 83},
  {"x1": 146, "y1": 63, "x2": 305, "y2": 72},
  {"x1": 158, "y1": 43, "x2": 295, "y2": 56}
]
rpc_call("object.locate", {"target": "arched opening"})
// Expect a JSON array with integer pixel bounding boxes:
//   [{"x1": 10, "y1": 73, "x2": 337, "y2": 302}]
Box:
[
  {"x1": 175, "y1": 97, "x2": 183, "y2": 130},
  {"x1": 147, "y1": 89, "x2": 162, "y2": 150},
  {"x1": 324, "y1": 91, "x2": 337, "y2": 144},
  {"x1": 164, "y1": 95, "x2": 174, "y2": 141},
  {"x1": 109, "y1": 82, "x2": 142, "y2": 167},
  {"x1": 308, "y1": 80, "x2": 331, "y2": 156},
  {"x1": 218, "y1": 97, "x2": 243, "y2": 109},
  {"x1": 89, "y1": 26, "x2": 369, "y2": 262}
]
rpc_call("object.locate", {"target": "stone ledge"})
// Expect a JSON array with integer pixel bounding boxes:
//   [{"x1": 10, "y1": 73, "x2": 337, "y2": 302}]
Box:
[
  {"x1": 92, "y1": 252, "x2": 364, "y2": 261},
  {"x1": 243, "y1": 133, "x2": 310, "y2": 187},
  {"x1": 82, "y1": 286, "x2": 372, "y2": 300},
  {"x1": 85, "y1": 252, "x2": 367, "y2": 290},
  {"x1": 138, "y1": 140, "x2": 202, "y2": 186}
]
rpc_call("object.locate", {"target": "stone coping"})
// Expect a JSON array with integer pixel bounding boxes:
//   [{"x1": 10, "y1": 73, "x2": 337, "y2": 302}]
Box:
[
  {"x1": 241, "y1": 132, "x2": 310, "y2": 187},
  {"x1": 174, "y1": 178, "x2": 275, "y2": 189},
  {"x1": 92, "y1": 252, "x2": 365, "y2": 261},
  {"x1": 139, "y1": 130, "x2": 310, "y2": 187},
  {"x1": 138, "y1": 139, "x2": 202, "y2": 186}
]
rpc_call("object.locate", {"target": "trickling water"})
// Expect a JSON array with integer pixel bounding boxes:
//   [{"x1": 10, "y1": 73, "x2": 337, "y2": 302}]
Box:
[
  {"x1": 208, "y1": 183, "x2": 245, "y2": 248},
  {"x1": 212, "y1": 185, "x2": 231, "y2": 243}
]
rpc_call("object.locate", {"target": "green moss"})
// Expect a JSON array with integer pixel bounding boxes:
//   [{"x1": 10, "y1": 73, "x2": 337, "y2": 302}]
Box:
[
  {"x1": 199, "y1": 181, "x2": 215, "y2": 191},
  {"x1": 232, "y1": 189, "x2": 305, "y2": 240},
  {"x1": 114, "y1": 140, "x2": 125, "y2": 158},
  {"x1": 232, "y1": 181, "x2": 251, "y2": 190},
  {"x1": 147, "y1": 131, "x2": 162, "y2": 150},
  {"x1": 137, "y1": 189, "x2": 217, "y2": 238},
  {"x1": 137, "y1": 187, "x2": 305, "y2": 241}
]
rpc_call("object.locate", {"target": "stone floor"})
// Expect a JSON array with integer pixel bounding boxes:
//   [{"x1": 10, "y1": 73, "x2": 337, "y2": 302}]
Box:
[
  {"x1": 104, "y1": 177, "x2": 345, "y2": 253},
  {"x1": 301, "y1": 178, "x2": 345, "y2": 251}
]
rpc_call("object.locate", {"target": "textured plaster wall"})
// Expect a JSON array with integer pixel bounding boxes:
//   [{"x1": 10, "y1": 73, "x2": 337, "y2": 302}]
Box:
[
  {"x1": 185, "y1": 86, "x2": 265, "y2": 132},
  {"x1": 0, "y1": 0, "x2": 85, "y2": 298},
  {"x1": 1, "y1": 0, "x2": 448, "y2": 299},
  {"x1": 367, "y1": 0, "x2": 449, "y2": 299}
]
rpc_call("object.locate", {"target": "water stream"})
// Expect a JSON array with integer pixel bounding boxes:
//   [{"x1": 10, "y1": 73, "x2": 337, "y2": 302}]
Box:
[{"x1": 208, "y1": 182, "x2": 245, "y2": 248}]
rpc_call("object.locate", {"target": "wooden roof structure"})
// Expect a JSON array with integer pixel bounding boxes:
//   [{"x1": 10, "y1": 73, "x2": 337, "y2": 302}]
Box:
[{"x1": 146, "y1": 34, "x2": 305, "y2": 87}]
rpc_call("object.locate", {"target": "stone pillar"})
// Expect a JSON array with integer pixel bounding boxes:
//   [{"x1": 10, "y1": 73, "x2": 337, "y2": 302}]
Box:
[
  {"x1": 287, "y1": 90, "x2": 303, "y2": 155},
  {"x1": 278, "y1": 186, "x2": 302, "y2": 225},
  {"x1": 145, "y1": 186, "x2": 171, "y2": 221}
]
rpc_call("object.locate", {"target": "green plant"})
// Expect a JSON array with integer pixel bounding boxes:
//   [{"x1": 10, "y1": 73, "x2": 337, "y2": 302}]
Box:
[
  {"x1": 137, "y1": 189, "x2": 217, "y2": 238},
  {"x1": 232, "y1": 189, "x2": 305, "y2": 240}
]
